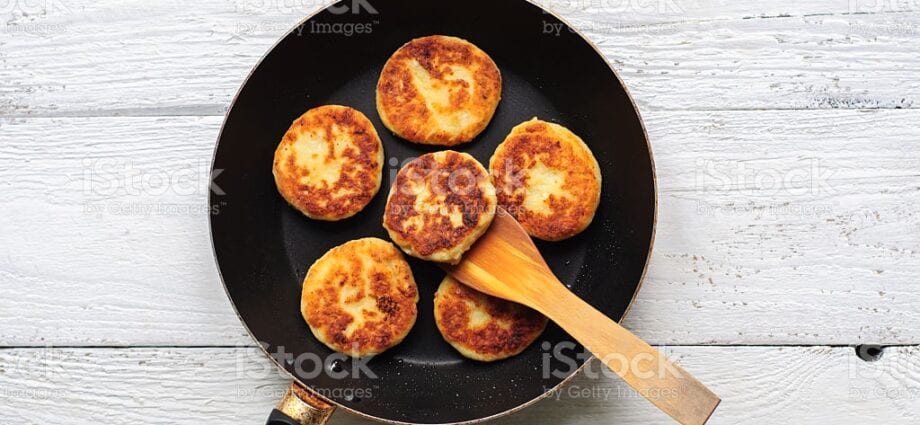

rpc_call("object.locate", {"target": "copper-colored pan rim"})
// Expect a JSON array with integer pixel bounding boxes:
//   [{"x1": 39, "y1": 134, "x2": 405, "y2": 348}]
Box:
[{"x1": 208, "y1": 0, "x2": 658, "y2": 423}]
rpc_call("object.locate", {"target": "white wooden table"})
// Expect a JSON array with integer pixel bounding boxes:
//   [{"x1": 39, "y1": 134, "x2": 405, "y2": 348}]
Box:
[{"x1": 2, "y1": 0, "x2": 919, "y2": 423}]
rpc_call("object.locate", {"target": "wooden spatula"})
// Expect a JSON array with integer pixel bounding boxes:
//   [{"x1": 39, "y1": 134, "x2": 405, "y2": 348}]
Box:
[{"x1": 443, "y1": 208, "x2": 720, "y2": 425}]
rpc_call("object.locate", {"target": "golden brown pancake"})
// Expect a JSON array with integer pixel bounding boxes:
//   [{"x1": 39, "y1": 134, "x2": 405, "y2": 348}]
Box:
[
  {"x1": 383, "y1": 151, "x2": 497, "y2": 264},
  {"x1": 301, "y1": 238, "x2": 419, "y2": 357},
  {"x1": 434, "y1": 276, "x2": 547, "y2": 362},
  {"x1": 489, "y1": 118, "x2": 602, "y2": 241},
  {"x1": 376, "y1": 35, "x2": 502, "y2": 146},
  {"x1": 273, "y1": 105, "x2": 384, "y2": 221}
]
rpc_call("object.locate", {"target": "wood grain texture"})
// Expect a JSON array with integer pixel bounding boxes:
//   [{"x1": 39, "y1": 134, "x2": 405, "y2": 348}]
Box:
[
  {"x1": 1, "y1": 0, "x2": 919, "y2": 117},
  {"x1": 2, "y1": 1, "x2": 920, "y2": 422},
  {"x1": 0, "y1": 346, "x2": 917, "y2": 424},
  {"x1": 544, "y1": 0, "x2": 920, "y2": 24},
  {"x1": 0, "y1": 110, "x2": 916, "y2": 346}
]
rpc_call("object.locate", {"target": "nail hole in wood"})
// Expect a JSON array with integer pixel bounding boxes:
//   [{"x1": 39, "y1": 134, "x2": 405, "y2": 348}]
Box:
[{"x1": 855, "y1": 345, "x2": 884, "y2": 362}]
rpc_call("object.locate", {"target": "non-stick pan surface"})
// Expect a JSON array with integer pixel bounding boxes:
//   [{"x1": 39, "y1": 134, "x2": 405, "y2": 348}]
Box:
[{"x1": 210, "y1": 0, "x2": 656, "y2": 423}]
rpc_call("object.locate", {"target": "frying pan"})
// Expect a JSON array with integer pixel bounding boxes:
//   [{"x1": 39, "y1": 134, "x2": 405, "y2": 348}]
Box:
[{"x1": 209, "y1": 0, "x2": 657, "y2": 423}]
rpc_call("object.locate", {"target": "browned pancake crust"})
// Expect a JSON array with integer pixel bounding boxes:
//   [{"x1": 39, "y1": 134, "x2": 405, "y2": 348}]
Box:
[
  {"x1": 383, "y1": 151, "x2": 496, "y2": 264},
  {"x1": 273, "y1": 105, "x2": 384, "y2": 221},
  {"x1": 434, "y1": 276, "x2": 547, "y2": 362},
  {"x1": 301, "y1": 238, "x2": 419, "y2": 357},
  {"x1": 489, "y1": 119, "x2": 602, "y2": 241},
  {"x1": 376, "y1": 35, "x2": 502, "y2": 146}
]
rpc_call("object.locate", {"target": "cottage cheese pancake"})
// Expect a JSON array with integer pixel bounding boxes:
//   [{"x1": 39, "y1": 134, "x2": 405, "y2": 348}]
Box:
[
  {"x1": 434, "y1": 276, "x2": 547, "y2": 362},
  {"x1": 273, "y1": 105, "x2": 384, "y2": 221},
  {"x1": 489, "y1": 119, "x2": 602, "y2": 241},
  {"x1": 301, "y1": 238, "x2": 419, "y2": 357},
  {"x1": 383, "y1": 151, "x2": 497, "y2": 264},
  {"x1": 376, "y1": 35, "x2": 502, "y2": 146}
]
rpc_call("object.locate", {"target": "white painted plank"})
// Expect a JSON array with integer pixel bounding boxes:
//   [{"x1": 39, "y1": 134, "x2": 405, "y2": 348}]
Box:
[
  {"x1": 581, "y1": 14, "x2": 920, "y2": 111},
  {"x1": 1, "y1": 1, "x2": 919, "y2": 116},
  {"x1": 0, "y1": 346, "x2": 917, "y2": 424},
  {"x1": 0, "y1": 117, "x2": 249, "y2": 346},
  {"x1": 541, "y1": 0, "x2": 866, "y2": 23},
  {"x1": 632, "y1": 178, "x2": 920, "y2": 345},
  {"x1": 1, "y1": 110, "x2": 917, "y2": 346}
]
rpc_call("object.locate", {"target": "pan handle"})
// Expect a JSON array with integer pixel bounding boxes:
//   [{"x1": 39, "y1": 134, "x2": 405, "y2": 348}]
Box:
[{"x1": 266, "y1": 382, "x2": 336, "y2": 425}]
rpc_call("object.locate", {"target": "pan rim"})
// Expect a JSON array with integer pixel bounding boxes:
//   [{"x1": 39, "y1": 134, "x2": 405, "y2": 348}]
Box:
[{"x1": 207, "y1": 0, "x2": 658, "y2": 423}]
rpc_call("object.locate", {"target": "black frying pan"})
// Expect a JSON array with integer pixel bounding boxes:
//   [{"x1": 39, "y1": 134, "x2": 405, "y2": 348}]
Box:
[{"x1": 209, "y1": 0, "x2": 656, "y2": 423}]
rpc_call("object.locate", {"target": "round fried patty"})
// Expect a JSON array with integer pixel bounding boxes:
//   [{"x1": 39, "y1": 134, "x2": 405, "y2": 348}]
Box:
[
  {"x1": 301, "y1": 238, "x2": 419, "y2": 357},
  {"x1": 434, "y1": 276, "x2": 547, "y2": 362},
  {"x1": 273, "y1": 105, "x2": 384, "y2": 221},
  {"x1": 383, "y1": 151, "x2": 496, "y2": 264},
  {"x1": 376, "y1": 35, "x2": 502, "y2": 146},
  {"x1": 489, "y1": 118, "x2": 602, "y2": 241}
]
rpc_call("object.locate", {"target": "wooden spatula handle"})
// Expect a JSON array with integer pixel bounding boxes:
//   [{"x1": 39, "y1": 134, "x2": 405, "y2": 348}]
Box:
[
  {"x1": 445, "y1": 208, "x2": 719, "y2": 423},
  {"x1": 538, "y1": 288, "x2": 720, "y2": 425}
]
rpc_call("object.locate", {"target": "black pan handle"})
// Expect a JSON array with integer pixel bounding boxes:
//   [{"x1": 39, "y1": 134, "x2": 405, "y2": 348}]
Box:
[
  {"x1": 266, "y1": 409, "x2": 305, "y2": 425},
  {"x1": 265, "y1": 383, "x2": 336, "y2": 425}
]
